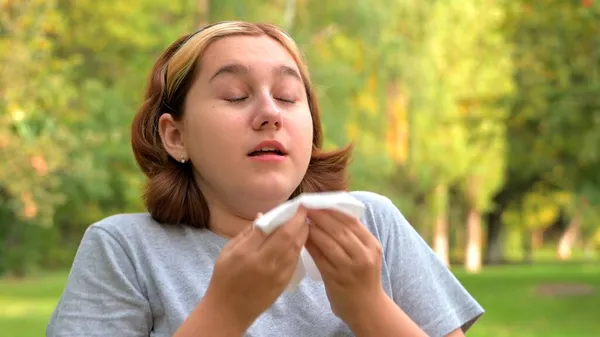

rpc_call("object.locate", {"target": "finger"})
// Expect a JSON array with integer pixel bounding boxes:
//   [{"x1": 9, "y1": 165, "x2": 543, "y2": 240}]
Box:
[
  {"x1": 304, "y1": 237, "x2": 336, "y2": 275},
  {"x1": 290, "y1": 223, "x2": 310, "y2": 262},
  {"x1": 318, "y1": 209, "x2": 375, "y2": 247},
  {"x1": 307, "y1": 222, "x2": 349, "y2": 266},
  {"x1": 226, "y1": 222, "x2": 254, "y2": 250},
  {"x1": 258, "y1": 207, "x2": 308, "y2": 260},
  {"x1": 241, "y1": 213, "x2": 269, "y2": 250},
  {"x1": 308, "y1": 210, "x2": 365, "y2": 259},
  {"x1": 238, "y1": 215, "x2": 260, "y2": 241}
]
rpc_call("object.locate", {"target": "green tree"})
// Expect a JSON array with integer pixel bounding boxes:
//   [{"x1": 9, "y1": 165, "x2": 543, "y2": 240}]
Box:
[{"x1": 485, "y1": 0, "x2": 600, "y2": 263}]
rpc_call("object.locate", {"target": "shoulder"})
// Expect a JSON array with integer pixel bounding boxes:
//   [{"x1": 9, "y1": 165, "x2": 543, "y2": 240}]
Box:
[
  {"x1": 348, "y1": 190, "x2": 432, "y2": 264},
  {"x1": 89, "y1": 212, "x2": 159, "y2": 233},
  {"x1": 86, "y1": 213, "x2": 160, "y2": 241},
  {"x1": 348, "y1": 190, "x2": 411, "y2": 241},
  {"x1": 350, "y1": 191, "x2": 485, "y2": 334},
  {"x1": 80, "y1": 212, "x2": 188, "y2": 254},
  {"x1": 349, "y1": 190, "x2": 403, "y2": 222},
  {"x1": 47, "y1": 214, "x2": 156, "y2": 335},
  {"x1": 349, "y1": 190, "x2": 395, "y2": 209}
]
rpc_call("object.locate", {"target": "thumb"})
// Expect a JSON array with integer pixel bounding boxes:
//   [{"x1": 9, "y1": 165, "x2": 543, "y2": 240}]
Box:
[
  {"x1": 242, "y1": 212, "x2": 269, "y2": 250},
  {"x1": 226, "y1": 213, "x2": 263, "y2": 250},
  {"x1": 241, "y1": 213, "x2": 262, "y2": 237}
]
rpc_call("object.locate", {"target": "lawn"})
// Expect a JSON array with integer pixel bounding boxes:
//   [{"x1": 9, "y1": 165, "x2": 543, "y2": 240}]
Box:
[
  {"x1": 454, "y1": 262, "x2": 600, "y2": 337},
  {"x1": 0, "y1": 263, "x2": 598, "y2": 337},
  {"x1": 0, "y1": 271, "x2": 67, "y2": 337}
]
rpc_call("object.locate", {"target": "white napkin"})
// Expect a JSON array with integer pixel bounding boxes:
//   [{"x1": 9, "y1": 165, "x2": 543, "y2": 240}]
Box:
[{"x1": 253, "y1": 191, "x2": 366, "y2": 292}]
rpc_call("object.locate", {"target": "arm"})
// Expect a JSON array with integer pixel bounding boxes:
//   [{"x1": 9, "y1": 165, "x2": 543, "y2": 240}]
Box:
[
  {"x1": 46, "y1": 226, "x2": 152, "y2": 337},
  {"x1": 383, "y1": 197, "x2": 482, "y2": 336},
  {"x1": 47, "y1": 224, "x2": 252, "y2": 337},
  {"x1": 352, "y1": 194, "x2": 484, "y2": 337},
  {"x1": 347, "y1": 293, "x2": 466, "y2": 337},
  {"x1": 345, "y1": 291, "x2": 428, "y2": 337},
  {"x1": 173, "y1": 292, "x2": 249, "y2": 337}
]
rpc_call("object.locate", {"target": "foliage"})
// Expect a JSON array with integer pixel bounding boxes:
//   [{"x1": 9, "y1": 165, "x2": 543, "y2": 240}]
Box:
[{"x1": 1, "y1": 0, "x2": 599, "y2": 275}]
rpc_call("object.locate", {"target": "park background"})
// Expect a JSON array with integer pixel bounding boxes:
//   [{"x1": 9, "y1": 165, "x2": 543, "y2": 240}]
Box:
[{"x1": 1, "y1": 0, "x2": 599, "y2": 336}]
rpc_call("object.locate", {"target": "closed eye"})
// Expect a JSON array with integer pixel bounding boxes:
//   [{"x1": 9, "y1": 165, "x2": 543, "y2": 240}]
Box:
[
  {"x1": 224, "y1": 96, "x2": 295, "y2": 104},
  {"x1": 276, "y1": 97, "x2": 296, "y2": 104},
  {"x1": 225, "y1": 97, "x2": 248, "y2": 103}
]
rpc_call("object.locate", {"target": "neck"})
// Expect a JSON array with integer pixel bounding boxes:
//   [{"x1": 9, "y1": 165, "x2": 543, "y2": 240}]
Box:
[
  {"x1": 194, "y1": 174, "x2": 292, "y2": 238},
  {"x1": 206, "y1": 200, "x2": 256, "y2": 239}
]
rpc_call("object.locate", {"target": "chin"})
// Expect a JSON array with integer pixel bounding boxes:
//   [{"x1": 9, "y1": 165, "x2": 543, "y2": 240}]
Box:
[{"x1": 248, "y1": 179, "x2": 298, "y2": 202}]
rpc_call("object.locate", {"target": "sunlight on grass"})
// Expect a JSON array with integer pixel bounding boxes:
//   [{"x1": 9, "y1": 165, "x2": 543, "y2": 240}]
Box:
[
  {"x1": 0, "y1": 272, "x2": 65, "y2": 337},
  {"x1": 0, "y1": 296, "x2": 58, "y2": 318},
  {"x1": 454, "y1": 263, "x2": 600, "y2": 337}
]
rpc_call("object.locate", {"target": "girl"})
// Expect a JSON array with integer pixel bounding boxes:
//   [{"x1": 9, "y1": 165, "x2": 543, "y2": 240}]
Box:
[{"x1": 47, "y1": 21, "x2": 483, "y2": 337}]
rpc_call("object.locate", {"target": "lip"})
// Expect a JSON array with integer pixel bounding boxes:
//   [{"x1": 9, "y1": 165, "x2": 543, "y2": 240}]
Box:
[
  {"x1": 248, "y1": 153, "x2": 287, "y2": 162},
  {"x1": 248, "y1": 140, "x2": 288, "y2": 156}
]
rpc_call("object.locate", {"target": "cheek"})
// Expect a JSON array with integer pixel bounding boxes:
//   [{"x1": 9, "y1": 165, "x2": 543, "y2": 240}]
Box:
[
  {"x1": 286, "y1": 111, "x2": 314, "y2": 154},
  {"x1": 182, "y1": 112, "x2": 243, "y2": 157}
]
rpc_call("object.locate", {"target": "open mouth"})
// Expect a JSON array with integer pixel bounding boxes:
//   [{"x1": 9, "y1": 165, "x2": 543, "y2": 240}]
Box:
[{"x1": 248, "y1": 149, "x2": 286, "y2": 157}]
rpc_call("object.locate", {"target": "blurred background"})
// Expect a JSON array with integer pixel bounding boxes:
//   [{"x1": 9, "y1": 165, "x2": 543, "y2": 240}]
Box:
[{"x1": 1, "y1": 0, "x2": 599, "y2": 336}]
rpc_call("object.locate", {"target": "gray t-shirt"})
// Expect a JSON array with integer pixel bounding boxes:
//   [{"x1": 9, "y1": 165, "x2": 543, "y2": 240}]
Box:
[{"x1": 46, "y1": 191, "x2": 483, "y2": 337}]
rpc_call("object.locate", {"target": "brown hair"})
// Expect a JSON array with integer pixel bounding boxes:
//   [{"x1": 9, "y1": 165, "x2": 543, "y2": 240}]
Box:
[{"x1": 131, "y1": 21, "x2": 352, "y2": 228}]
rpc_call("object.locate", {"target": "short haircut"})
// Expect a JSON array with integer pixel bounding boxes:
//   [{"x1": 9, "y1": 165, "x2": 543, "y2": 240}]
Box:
[{"x1": 130, "y1": 21, "x2": 352, "y2": 228}]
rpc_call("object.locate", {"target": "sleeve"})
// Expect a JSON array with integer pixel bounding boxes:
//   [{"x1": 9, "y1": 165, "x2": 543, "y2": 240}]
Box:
[
  {"x1": 376, "y1": 197, "x2": 484, "y2": 337},
  {"x1": 46, "y1": 225, "x2": 152, "y2": 337}
]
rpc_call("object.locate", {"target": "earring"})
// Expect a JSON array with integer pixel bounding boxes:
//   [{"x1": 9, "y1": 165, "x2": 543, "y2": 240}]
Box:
[{"x1": 180, "y1": 154, "x2": 186, "y2": 163}]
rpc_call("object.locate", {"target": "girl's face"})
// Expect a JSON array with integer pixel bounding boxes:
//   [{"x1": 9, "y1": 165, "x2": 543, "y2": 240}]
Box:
[{"x1": 159, "y1": 35, "x2": 314, "y2": 219}]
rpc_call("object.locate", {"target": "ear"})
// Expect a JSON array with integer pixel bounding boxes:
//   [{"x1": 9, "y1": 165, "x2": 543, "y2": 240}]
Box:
[{"x1": 158, "y1": 113, "x2": 187, "y2": 162}]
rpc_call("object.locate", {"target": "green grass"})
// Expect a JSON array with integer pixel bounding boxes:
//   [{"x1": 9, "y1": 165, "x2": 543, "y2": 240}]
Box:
[
  {"x1": 453, "y1": 262, "x2": 600, "y2": 337},
  {"x1": 0, "y1": 271, "x2": 66, "y2": 337},
  {"x1": 1, "y1": 263, "x2": 599, "y2": 337}
]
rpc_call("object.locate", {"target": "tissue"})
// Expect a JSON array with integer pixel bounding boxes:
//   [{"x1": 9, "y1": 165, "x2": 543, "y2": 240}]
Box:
[{"x1": 253, "y1": 191, "x2": 366, "y2": 291}]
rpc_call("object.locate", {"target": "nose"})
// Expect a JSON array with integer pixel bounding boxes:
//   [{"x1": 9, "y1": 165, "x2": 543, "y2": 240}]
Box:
[{"x1": 251, "y1": 95, "x2": 282, "y2": 131}]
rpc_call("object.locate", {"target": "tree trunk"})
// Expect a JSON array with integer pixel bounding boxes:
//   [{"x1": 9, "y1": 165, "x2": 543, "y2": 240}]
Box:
[
  {"x1": 532, "y1": 229, "x2": 544, "y2": 249},
  {"x1": 465, "y1": 176, "x2": 482, "y2": 273},
  {"x1": 485, "y1": 209, "x2": 505, "y2": 264},
  {"x1": 557, "y1": 212, "x2": 581, "y2": 260},
  {"x1": 386, "y1": 79, "x2": 409, "y2": 165},
  {"x1": 483, "y1": 172, "x2": 540, "y2": 265},
  {"x1": 465, "y1": 208, "x2": 482, "y2": 273},
  {"x1": 197, "y1": 0, "x2": 209, "y2": 27},
  {"x1": 523, "y1": 229, "x2": 533, "y2": 264},
  {"x1": 433, "y1": 184, "x2": 449, "y2": 268},
  {"x1": 283, "y1": 0, "x2": 297, "y2": 31},
  {"x1": 451, "y1": 213, "x2": 465, "y2": 264}
]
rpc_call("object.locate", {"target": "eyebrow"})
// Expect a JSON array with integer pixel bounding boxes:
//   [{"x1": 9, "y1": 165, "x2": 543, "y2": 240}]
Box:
[
  {"x1": 274, "y1": 65, "x2": 302, "y2": 82},
  {"x1": 208, "y1": 63, "x2": 302, "y2": 82},
  {"x1": 209, "y1": 64, "x2": 248, "y2": 82}
]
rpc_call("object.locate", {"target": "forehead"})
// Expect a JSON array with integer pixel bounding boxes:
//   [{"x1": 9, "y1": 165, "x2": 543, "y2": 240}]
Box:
[{"x1": 198, "y1": 35, "x2": 301, "y2": 75}]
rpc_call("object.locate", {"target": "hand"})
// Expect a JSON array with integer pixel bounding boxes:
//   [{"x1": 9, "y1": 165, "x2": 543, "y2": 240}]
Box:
[
  {"x1": 202, "y1": 207, "x2": 309, "y2": 331},
  {"x1": 305, "y1": 209, "x2": 386, "y2": 326}
]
